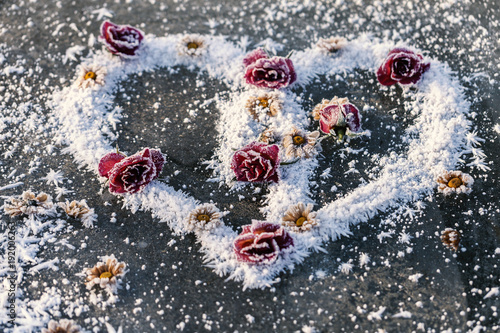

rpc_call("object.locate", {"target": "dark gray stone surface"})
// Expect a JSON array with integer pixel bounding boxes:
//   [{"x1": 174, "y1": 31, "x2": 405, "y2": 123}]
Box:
[{"x1": 0, "y1": 0, "x2": 499, "y2": 332}]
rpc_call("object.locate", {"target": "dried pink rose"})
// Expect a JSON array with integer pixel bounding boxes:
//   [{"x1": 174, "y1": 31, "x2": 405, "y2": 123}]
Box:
[
  {"x1": 99, "y1": 21, "x2": 144, "y2": 58},
  {"x1": 231, "y1": 142, "x2": 280, "y2": 183},
  {"x1": 243, "y1": 49, "x2": 297, "y2": 89},
  {"x1": 377, "y1": 48, "x2": 430, "y2": 86},
  {"x1": 233, "y1": 220, "x2": 294, "y2": 264},
  {"x1": 314, "y1": 99, "x2": 361, "y2": 140},
  {"x1": 98, "y1": 148, "x2": 164, "y2": 194}
]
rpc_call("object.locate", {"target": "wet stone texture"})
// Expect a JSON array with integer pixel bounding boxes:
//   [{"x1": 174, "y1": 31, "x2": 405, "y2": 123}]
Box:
[{"x1": 0, "y1": 0, "x2": 499, "y2": 332}]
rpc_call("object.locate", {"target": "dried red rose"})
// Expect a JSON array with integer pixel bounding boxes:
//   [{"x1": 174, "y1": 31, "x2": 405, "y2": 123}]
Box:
[
  {"x1": 231, "y1": 142, "x2": 280, "y2": 183},
  {"x1": 98, "y1": 148, "x2": 164, "y2": 194},
  {"x1": 243, "y1": 48, "x2": 297, "y2": 89},
  {"x1": 233, "y1": 220, "x2": 294, "y2": 264},
  {"x1": 99, "y1": 21, "x2": 144, "y2": 58},
  {"x1": 314, "y1": 99, "x2": 361, "y2": 140},
  {"x1": 377, "y1": 48, "x2": 430, "y2": 86}
]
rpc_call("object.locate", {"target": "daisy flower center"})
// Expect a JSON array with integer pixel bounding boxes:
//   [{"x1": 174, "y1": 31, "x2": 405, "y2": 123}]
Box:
[
  {"x1": 295, "y1": 217, "x2": 306, "y2": 226},
  {"x1": 197, "y1": 214, "x2": 211, "y2": 222},
  {"x1": 292, "y1": 135, "x2": 305, "y2": 146},
  {"x1": 448, "y1": 177, "x2": 463, "y2": 188},
  {"x1": 258, "y1": 98, "x2": 269, "y2": 108},
  {"x1": 84, "y1": 71, "x2": 97, "y2": 80},
  {"x1": 100, "y1": 271, "x2": 113, "y2": 279},
  {"x1": 187, "y1": 42, "x2": 199, "y2": 50}
]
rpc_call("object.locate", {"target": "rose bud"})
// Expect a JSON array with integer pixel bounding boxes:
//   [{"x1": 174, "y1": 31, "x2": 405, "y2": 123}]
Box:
[{"x1": 313, "y1": 98, "x2": 361, "y2": 141}]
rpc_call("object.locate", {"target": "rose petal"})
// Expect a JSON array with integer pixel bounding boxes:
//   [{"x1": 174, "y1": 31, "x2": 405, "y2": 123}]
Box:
[
  {"x1": 243, "y1": 48, "x2": 268, "y2": 67},
  {"x1": 344, "y1": 104, "x2": 361, "y2": 132},
  {"x1": 98, "y1": 152, "x2": 125, "y2": 178},
  {"x1": 149, "y1": 149, "x2": 165, "y2": 177}
]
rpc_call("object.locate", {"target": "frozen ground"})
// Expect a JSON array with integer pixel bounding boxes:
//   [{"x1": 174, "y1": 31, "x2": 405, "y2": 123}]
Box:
[{"x1": 0, "y1": 0, "x2": 499, "y2": 332}]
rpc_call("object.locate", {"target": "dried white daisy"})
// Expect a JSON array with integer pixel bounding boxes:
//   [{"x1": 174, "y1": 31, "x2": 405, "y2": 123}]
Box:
[
  {"x1": 85, "y1": 255, "x2": 126, "y2": 292},
  {"x1": 258, "y1": 127, "x2": 281, "y2": 145},
  {"x1": 316, "y1": 37, "x2": 348, "y2": 54},
  {"x1": 42, "y1": 319, "x2": 81, "y2": 333},
  {"x1": 281, "y1": 202, "x2": 318, "y2": 232},
  {"x1": 177, "y1": 34, "x2": 208, "y2": 57},
  {"x1": 312, "y1": 96, "x2": 349, "y2": 120},
  {"x1": 282, "y1": 126, "x2": 320, "y2": 160},
  {"x1": 436, "y1": 170, "x2": 474, "y2": 196},
  {"x1": 59, "y1": 199, "x2": 96, "y2": 228},
  {"x1": 74, "y1": 64, "x2": 106, "y2": 89},
  {"x1": 441, "y1": 228, "x2": 461, "y2": 251},
  {"x1": 245, "y1": 92, "x2": 283, "y2": 121},
  {"x1": 4, "y1": 190, "x2": 53, "y2": 217},
  {"x1": 185, "y1": 203, "x2": 223, "y2": 233}
]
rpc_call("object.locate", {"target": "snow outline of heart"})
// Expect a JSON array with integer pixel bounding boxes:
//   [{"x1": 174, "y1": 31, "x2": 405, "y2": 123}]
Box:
[{"x1": 49, "y1": 32, "x2": 477, "y2": 290}]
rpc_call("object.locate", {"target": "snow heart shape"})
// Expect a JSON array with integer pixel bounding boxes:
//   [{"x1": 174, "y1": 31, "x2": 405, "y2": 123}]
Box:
[{"x1": 50, "y1": 32, "x2": 475, "y2": 289}]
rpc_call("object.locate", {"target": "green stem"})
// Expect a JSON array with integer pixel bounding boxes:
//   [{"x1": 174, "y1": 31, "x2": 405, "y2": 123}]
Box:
[{"x1": 334, "y1": 127, "x2": 346, "y2": 142}]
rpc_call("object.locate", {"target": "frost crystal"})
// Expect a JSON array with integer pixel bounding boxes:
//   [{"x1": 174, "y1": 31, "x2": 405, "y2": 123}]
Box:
[
  {"x1": 408, "y1": 273, "x2": 423, "y2": 283},
  {"x1": 339, "y1": 262, "x2": 353, "y2": 274},
  {"x1": 43, "y1": 169, "x2": 65, "y2": 187},
  {"x1": 359, "y1": 253, "x2": 370, "y2": 268}
]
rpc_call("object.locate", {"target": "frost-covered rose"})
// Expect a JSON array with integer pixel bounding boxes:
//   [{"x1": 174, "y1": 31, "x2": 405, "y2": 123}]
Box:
[
  {"x1": 319, "y1": 102, "x2": 361, "y2": 134},
  {"x1": 314, "y1": 99, "x2": 361, "y2": 140},
  {"x1": 98, "y1": 148, "x2": 164, "y2": 194},
  {"x1": 243, "y1": 49, "x2": 297, "y2": 89},
  {"x1": 231, "y1": 142, "x2": 280, "y2": 183},
  {"x1": 376, "y1": 48, "x2": 430, "y2": 86},
  {"x1": 233, "y1": 220, "x2": 294, "y2": 264},
  {"x1": 99, "y1": 21, "x2": 144, "y2": 58}
]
